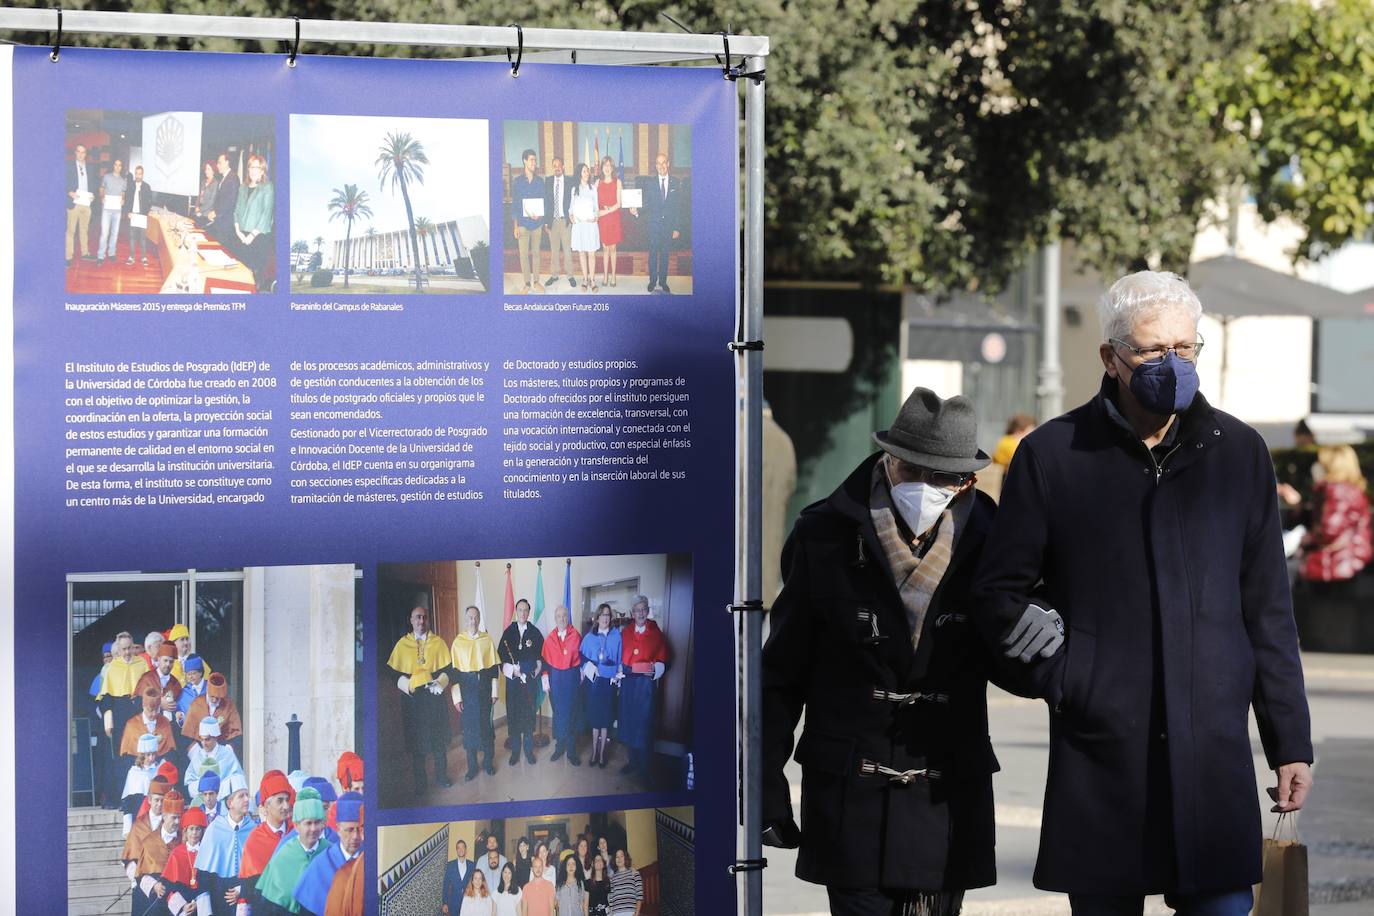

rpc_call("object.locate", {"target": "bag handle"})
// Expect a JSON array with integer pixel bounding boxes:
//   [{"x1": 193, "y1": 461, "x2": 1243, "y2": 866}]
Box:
[{"x1": 1271, "y1": 810, "x2": 1300, "y2": 842}]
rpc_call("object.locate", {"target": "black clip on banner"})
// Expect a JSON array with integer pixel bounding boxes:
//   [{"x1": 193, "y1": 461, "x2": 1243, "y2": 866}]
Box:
[
  {"x1": 726, "y1": 600, "x2": 764, "y2": 614},
  {"x1": 49, "y1": 7, "x2": 62, "y2": 62},
  {"x1": 286, "y1": 16, "x2": 302, "y2": 68},
  {"x1": 507, "y1": 24, "x2": 523, "y2": 77},
  {"x1": 727, "y1": 858, "x2": 768, "y2": 875},
  {"x1": 719, "y1": 32, "x2": 765, "y2": 83},
  {"x1": 727, "y1": 340, "x2": 763, "y2": 352}
]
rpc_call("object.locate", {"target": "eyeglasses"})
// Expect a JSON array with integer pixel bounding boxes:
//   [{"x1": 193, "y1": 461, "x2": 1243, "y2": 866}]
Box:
[
  {"x1": 1108, "y1": 335, "x2": 1205, "y2": 366},
  {"x1": 888, "y1": 460, "x2": 971, "y2": 490}
]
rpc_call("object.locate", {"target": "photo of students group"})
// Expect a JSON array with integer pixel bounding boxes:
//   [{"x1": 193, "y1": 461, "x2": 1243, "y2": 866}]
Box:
[
  {"x1": 68, "y1": 565, "x2": 362, "y2": 915},
  {"x1": 501, "y1": 121, "x2": 692, "y2": 296},
  {"x1": 377, "y1": 554, "x2": 695, "y2": 809},
  {"x1": 64, "y1": 109, "x2": 277, "y2": 294},
  {"x1": 376, "y1": 806, "x2": 695, "y2": 916}
]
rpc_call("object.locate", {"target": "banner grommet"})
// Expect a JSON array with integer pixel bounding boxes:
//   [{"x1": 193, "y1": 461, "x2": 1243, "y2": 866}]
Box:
[
  {"x1": 49, "y1": 8, "x2": 62, "y2": 62},
  {"x1": 286, "y1": 16, "x2": 301, "y2": 68},
  {"x1": 506, "y1": 24, "x2": 523, "y2": 77}
]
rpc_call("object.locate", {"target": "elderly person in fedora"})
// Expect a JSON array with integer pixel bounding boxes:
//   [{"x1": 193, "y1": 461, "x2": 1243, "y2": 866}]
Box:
[
  {"x1": 972, "y1": 270, "x2": 1313, "y2": 915},
  {"x1": 763, "y1": 387, "x2": 1017, "y2": 916}
]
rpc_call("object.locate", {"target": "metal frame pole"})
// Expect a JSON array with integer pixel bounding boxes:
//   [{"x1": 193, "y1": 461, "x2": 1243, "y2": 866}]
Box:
[
  {"x1": 1037, "y1": 240, "x2": 1064, "y2": 420},
  {"x1": 735, "y1": 63, "x2": 766, "y2": 916}
]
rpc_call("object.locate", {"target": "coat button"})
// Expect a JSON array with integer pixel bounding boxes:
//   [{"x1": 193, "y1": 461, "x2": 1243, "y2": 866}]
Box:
[
  {"x1": 1213, "y1": 429, "x2": 1221, "y2": 436},
  {"x1": 1195, "y1": 443, "x2": 1203, "y2": 449}
]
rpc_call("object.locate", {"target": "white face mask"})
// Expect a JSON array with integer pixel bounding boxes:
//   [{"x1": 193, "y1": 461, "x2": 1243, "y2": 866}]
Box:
[{"x1": 889, "y1": 481, "x2": 955, "y2": 535}]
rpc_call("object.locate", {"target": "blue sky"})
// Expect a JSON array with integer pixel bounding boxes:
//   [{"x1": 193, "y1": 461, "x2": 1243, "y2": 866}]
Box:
[{"x1": 289, "y1": 114, "x2": 488, "y2": 247}]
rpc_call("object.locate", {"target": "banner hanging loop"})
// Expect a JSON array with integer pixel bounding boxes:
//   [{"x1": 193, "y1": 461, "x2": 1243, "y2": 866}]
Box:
[
  {"x1": 719, "y1": 31, "x2": 733, "y2": 80},
  {"x1": 506, "y1": 23, "x2": 523, "y2": 77},
  {"x1": 48, "y1": 7, "x2": 61, "y2": 62},
  {"x1": 286, "y1": 16, "x2": 301, "y2": 68}
]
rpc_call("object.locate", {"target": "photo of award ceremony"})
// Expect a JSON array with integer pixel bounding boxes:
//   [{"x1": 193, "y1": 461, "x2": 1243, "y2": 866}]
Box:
[
  {"x1": 377, "y1": 806, "x2": 696, "y2": 916},
  {"x1": 67, "y1": 564, "x2": 363, "y2": 916},
  {"x1": 63, "y1": 109, "x2": 278, "y2": 295},
  {"x1": 376, "y1": 553, "x2": 696, "y2": 809},
  {"x1": 289, "y1": 113, "x2": 491, "y2": 295},
  {"x1": 501, "y1": 121, "x2": 693, "y2": 296}
]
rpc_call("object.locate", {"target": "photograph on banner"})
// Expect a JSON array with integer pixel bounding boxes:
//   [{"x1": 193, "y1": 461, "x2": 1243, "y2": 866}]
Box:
[
  {"x1": 64, "y1": 109, "x2": 278, "y2": 295},
  {"x1": 290, "y1": 113, "x2": 491, "y2": 295},
  {"x1": 377, "y1": 805, "x2": 695, "y2": 916},
  {"x1": 68, "y1": 564, "x2": 364, "y2": 915},
  {"x1": 502, "y1": 121, "x2": 693, "y2": 296},
  {"x1": 377, "y1": 554, "x2": 695, "y2": 809}
]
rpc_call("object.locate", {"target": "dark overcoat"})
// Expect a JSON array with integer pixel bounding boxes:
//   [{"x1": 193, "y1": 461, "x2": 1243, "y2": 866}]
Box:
[
  {"x1": 763, "y1": 453, "x2": 1019, "y2": 891},
  {"x1": 971, "y1": 377, "x2": 1313, "y2": 895}
]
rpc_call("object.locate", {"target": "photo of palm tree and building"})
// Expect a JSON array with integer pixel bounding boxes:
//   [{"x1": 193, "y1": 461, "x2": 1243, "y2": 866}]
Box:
[{"x1": 288, "y1": 114, "x2": 490, "y2": 294}]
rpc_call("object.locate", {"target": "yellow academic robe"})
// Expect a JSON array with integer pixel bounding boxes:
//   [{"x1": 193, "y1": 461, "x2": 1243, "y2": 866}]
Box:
[
  {"x1": 386, "y1": 633, "x2": 452, "y2": 691},
  {"x1": 98, "y1": 656, "x2": 151, "y2": 700},
  {"x1": 450, "y1": 631, "x2": 499, "y2": 673}
]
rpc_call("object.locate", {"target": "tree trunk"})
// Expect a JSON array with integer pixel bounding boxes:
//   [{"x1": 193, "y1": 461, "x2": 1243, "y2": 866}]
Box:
[
  {"x1": 343, "y1": 221, "x2": 353, "y2": 288},
  {"x1": 399, "y1": 177, "x2": 424, "y2": 292}
]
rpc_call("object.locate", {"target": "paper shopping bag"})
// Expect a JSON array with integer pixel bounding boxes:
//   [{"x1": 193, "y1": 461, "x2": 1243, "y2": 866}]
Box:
[{"x1": 1253, "y1": 813, "x2": 1308, "y2": 916}]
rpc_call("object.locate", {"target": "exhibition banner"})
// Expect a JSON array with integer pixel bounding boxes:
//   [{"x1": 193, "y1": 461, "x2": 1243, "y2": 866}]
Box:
[{"x1": 1, "y1": 44, "x2": 737, "y2": 915}]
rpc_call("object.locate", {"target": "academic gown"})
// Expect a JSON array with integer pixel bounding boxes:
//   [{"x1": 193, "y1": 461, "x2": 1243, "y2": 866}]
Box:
[
  {"x1": 498, "y1": 622, "x2": 544, "y2": 738},
  {"x1": 181, "y1": 696, "x2": 243, "y2": 744},
  {"x1": 130, "y1": 831, "x2": 178, "y2": 916},
  {"x1": 196, "y1": 813, "x2": 258, "y2": 916},
  {"x1": 541, "y1": 627, "x2": 583, "y2": 742},
  {"x1": 293, "y1": 842, "x2": 353, "y2": 915},
  {"x1": 580, "y1": 628, "x2": 622, "y2": 729},
  {"x1": 386, "y1": 633, "x2": 454, "y2": 755},
  {"x1": 618, "y1": 622, "x2": 668, "y2": 750},
  {"x1": 324, "y1": 852, "x2": 364, "y2": 916},
  {"x1": 187, "y1": 743, "x2": 248, "y2": 796},
  {"x1": 257, "y1": 835, "x2": 336, "y2": 914},
  {"x1": 134, "y1": 670, "x2": 183, "y2": 707},
  {"x1": 162, "y1": 842, "x2": 211, "y2": 914},
  {"x1": 240, "y1": 821, "x2": 292, "y2": 906},
  {"x1": 119, "y1": 713, "x2": 178, "y2": 758},
  {"x1": 451, "y1": 631, "x2": 500, "y2": 753}
]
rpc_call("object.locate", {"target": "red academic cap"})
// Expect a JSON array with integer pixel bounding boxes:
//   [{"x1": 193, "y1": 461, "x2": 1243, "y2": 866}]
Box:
[{"x1": 337, "y1": 751, "x2": 364, "y2": 788}]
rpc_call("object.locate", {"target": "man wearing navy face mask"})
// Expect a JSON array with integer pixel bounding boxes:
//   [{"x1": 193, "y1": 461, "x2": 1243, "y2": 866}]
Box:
[
  {"x1": 763, "y1": 387, "x2": 1025, "y2": 916},
  {"x1": 972, "y1": 271, "x2": 1313, "y2": 916}
]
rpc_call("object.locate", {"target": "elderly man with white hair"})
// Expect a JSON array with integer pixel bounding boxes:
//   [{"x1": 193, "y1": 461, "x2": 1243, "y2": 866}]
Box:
[{"x1": 973, "y1": 270, "x2": 1313, "y2": 915}]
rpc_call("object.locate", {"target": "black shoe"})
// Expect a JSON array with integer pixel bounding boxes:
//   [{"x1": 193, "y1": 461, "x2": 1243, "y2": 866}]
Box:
[
  {"x1": 525, "y1": 750, "x2": 537, "y2": 765},
  {"x1": 551, "y1": 743, "x2": 565, "y2": 762},
  {"x1": 465, "y1": 768, "x2": 479, "y2": 781},
  {"x1": 661, "y1": 284, "x2": 673, "y2": 294},
  {"x1": 509, "y1": 751, "x2": 521, "y2": 766},
  {"x1": 568, "y1": 277, "x2": 577, "y2": 288},
  {"x1": 484, "y1": 760, "x2": 497, "y2": 776},
  {"x1": 82, "y1": 254, "x2": 96, "y2": 261},
  {"x1": 437, "y1": 775, "x2": 454, "y2": 788},
  {"x1": 568, "y1": 753, "x2": 582, "y2": 766},
  {"x1": 647, "y1": 282, "x2": 657, "y2": 292}
]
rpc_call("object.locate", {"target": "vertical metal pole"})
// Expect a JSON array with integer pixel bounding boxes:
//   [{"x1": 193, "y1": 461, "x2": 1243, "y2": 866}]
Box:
[
  {"x1": 1037, "y1": 240, "x2": 1064, "y2": 420},
  {"x1": 735, "y1": 64, "x2": 765, "y2": 916}
]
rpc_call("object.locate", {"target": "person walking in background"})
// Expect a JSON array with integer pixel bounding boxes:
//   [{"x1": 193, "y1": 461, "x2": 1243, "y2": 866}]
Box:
[
  {"x1": 543, "y1": 157, "x2": 576, "y2": 290},
  {"x1": 973, "y1": 270, "x2": 1312, "y2": 915},
  {"x1": 1299, "y1": 444, "x2": 1372, "y2": 588},
  {"x1": 595, "y1": 156, "x2": 624, "y2": 288},
  {"x1": 66, "y1": 142, "x2": 95, "y2": 266},
  {"x1": 570, "y1": 163, "x2": 602, "y2": 292},
  {"x1": 992, "y1": 414, "x2": 1036, "y2": 468},
  {"x1": 512, "y1": 148, "x2": 547, "y2": 293},
  {"x1": 96, "y1": 158, "x2": 127, "y2": 265},
  {"x1": 580, "y1": 603, "x2": 621, "y2": 769}
]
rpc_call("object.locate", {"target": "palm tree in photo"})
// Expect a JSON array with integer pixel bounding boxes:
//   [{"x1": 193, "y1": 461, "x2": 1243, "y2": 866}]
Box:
[
  {"x1": 327, "y1": 184, "x2": 374, "y2": 289},
  {"x1": 414, "y1": 217, "x2": 436, "y2": 271},
  {"x1": 364, "y1": 226, "x2": 378, "y2": 273},
  {"x1": 376, "y1": 130, "x2": 429, "y2": 291},
  {"x1": 290, "y1": 239, "x2": 309, "y2": 277}
]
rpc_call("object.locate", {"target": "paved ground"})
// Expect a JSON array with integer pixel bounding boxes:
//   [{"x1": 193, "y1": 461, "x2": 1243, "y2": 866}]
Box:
[{"x1": 764, "y1": 652, "x2": 1374, "y2": 915}]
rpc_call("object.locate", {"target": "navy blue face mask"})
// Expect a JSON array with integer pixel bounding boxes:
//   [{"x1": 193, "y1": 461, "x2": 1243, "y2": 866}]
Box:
[{"x1": 1125, "y1": 352, "x2": 1199, "y2": 415}]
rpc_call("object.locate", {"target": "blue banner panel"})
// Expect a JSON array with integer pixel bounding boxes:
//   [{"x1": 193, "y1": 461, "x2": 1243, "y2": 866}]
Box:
[{"x1": 8, "y1": 45, "x2": 736, "y2": 915}]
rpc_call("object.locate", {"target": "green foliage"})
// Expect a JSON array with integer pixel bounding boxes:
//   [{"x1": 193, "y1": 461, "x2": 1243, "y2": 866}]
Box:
[
  {"x1": 470, "y1": 240, "x2": 492, "y2": 292},
  {"x1": 310, "y1": 268, "x2": 334, "y2": 287},
  {"x1": 1238, "y1": 0, "x2": 1374, "y2": 261},
  {"x1": 16, "y1": 0, "x2": 1368, "y2": 290}
]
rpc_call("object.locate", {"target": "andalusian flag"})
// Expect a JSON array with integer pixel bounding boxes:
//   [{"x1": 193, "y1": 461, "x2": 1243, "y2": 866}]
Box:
[
  {"x1": 502, "y1": 563, "x2": 515, "y2": 630},
  {"x1": 618, "y1": 131, "x2": 625, "y2": 182},
  {"x1": 533, "y1": 560, "x2": 546, "y2": 628},
  {"x1": 473, "y1": 561, "x2": 488, "y2": 632}
]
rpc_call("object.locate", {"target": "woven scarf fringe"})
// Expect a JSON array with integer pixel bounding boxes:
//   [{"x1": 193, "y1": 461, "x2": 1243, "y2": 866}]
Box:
[{"x1": 899, "y1": 889, "x2": 963, "y2": 916}]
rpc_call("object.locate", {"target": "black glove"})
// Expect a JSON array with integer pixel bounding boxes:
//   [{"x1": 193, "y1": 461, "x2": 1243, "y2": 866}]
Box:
[{"x1": 761, "y1": 818, "x2": 802, "y2": 849}]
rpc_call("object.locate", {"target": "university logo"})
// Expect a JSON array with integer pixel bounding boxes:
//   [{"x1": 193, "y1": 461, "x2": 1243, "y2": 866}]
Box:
[{"x1": 156, "y1": 116, "x2": 184, "y2": 169}]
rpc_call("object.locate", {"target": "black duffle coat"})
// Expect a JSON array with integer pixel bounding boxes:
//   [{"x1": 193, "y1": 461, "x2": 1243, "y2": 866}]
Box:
[
  {"x1": 763, "y1": 453, "x2": 1022, "y2": 891},
  {"x1": 971, "y1": 377, "x2": 1313, "y2": 895}
]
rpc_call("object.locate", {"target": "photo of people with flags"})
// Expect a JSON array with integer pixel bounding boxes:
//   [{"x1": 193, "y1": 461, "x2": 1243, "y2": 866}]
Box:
[
  {"x1": 67, "y1": 564, "x2": 362, "y2": 915},
  {"x1": 501, "y1": 121, "x2": 693, "y2": 296},
  {"x1": 377, "y1": 553, "x2": 696, "y2": 809}
]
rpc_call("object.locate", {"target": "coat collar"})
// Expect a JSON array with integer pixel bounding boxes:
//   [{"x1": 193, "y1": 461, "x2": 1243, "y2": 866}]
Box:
[{"x1": 1085, "y1": 374, "x2": 1223, "y2": 467}]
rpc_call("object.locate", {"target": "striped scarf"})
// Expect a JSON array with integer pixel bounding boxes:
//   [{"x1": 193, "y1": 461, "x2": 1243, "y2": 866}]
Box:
[{"x1": 869, "y1": 457, "x2": 973, "y2": 652}]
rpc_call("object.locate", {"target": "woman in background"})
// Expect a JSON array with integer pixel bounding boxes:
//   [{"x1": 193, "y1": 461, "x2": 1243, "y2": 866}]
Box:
[
  {"x1": 196, "y1": 161, "x2": 217, "y2": 220},
  {"x1": 555, "y1": 851, "x2": 587, "y2": 916},
  {"x1": 1300, "y1": 444, "x2": 1372, "y2": 587},
  {"x1": 512, "y1": 837, "x2": 533, "y2": 888},
  {"x1": 607, "y1": 850, "x2": 642, "y2": 916},
  {"x1": 569, "y1": 162, "x2": 602, "y2": 292},
  {"x1": 595, "y1": 156, "x2": 624, "y2": 288},
  {"x1": 585, "y1": 854, "x2": 611, "y2": 916}
]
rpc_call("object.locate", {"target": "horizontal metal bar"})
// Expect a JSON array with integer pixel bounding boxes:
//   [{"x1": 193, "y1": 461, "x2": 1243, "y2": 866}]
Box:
[
  {"x1": 0, "y1": 7, "x2": 769, "y2": 58},
  {"x1": 470, "y1": 49, "x2": 726, "y2": 67}
]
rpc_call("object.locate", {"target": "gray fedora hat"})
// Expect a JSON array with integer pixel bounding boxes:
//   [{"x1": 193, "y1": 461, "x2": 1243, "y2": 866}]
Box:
[{"x1": 872, "y1": 388, "x2": 991, "y2": 473}]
